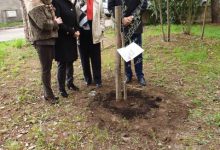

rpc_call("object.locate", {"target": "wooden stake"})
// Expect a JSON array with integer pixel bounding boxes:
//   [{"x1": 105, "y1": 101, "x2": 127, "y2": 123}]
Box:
[
  {"x1": 115, "y1": 6, "x2": 122, "y2": 100},
  {"x1": 121, "y1": 32, "x2": 127, "y2": 100}
]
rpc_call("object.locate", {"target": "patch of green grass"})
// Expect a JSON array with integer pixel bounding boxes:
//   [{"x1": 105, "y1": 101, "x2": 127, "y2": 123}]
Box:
[
  {"x1": 16, "y1": 87, "x2": 36, "y2": 104},
  {"x1": 105, "y1": 28, "x2": 115, "y2": 38},
  {"x1": 192, "y1": 99, "x2": 203, "y2": 107},
  {"x1": 11, "y1": 39, "x2": 26, "y2": 49},
  {"x1": 4, "y1": 140, "x2": 22, "y2": 150},
  {"x1": 0, "y1": 21, "x2": 23, "y2": 28},
  {"x1": 174, "y1": 47, "x2": 208, "y2": 63},
  {"x1": 89, "y1": 126, "x2": 109, "y2": 143},
  {"x1": 189, "y1": 108, "x2": 203, "y2": 119},
  {"x1": 206, "y1": 113, "x2": 220, "y2": 127},
  {"x1": 144, "y1": 24, "x2": 220, "y2": 39},
  {"x1": 191, "y1": 25, "x2": 220, "y2": 39},
  {"x1": 0, "y1": 42, "x2": 9, "y2": 68}
]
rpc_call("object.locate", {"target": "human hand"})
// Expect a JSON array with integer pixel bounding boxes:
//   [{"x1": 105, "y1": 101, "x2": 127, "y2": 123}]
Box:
[
  {"x1": 122, "y1": 16, "x2": 134, "y2": 26},
  {"x1": 74, "y1": 31, "x2": 80, "y2": 38},
  {"x1": 55, "y1": 17, "x2": 63, "y2": 24}
]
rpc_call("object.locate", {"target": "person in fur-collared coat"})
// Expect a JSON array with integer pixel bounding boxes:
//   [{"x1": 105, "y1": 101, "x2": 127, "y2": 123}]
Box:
[
  {"x1": 27, "y1": 0, "x2": 63, "y2": 104},
  {"x1": 52, "y1": 0, "x2": 80, "y2": 98}
]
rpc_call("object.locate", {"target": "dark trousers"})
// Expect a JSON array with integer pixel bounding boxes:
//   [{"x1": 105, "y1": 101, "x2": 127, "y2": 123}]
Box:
[
  {"x1": 57, "y1": 61, "x2": 74, "y2": 91},
  {"x1": 36, "y1": 45, "x2": 55, "y2": 98},
  {"x1": 79, "y1": 25, "x2": 101, "y2": 84},
  {"x1": 125, "y1": 33, "x2": 144, "y2": 79}
]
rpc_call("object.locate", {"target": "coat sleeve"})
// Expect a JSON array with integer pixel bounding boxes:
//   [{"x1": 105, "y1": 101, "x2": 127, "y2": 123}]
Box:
[
  {"x1": 28, "y1": 6, "x2": 57, "y2": 31},
  {"x1": 131, "y1": 0, "x2": 147, "y2": 17},
  {"x1": 100, "y1": 1, "x2": 105, "y2": 32},
  {"x1": 108, "y1": 0, "x2": 122, "y2": 18},
  {"x1": 52, "y1": 0, "x2": 76, "y2": 35}
]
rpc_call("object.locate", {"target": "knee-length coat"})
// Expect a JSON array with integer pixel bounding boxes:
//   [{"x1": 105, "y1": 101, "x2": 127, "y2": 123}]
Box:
[{"x1": 52, "y1": 0, "x2": 79, "y2": 62}]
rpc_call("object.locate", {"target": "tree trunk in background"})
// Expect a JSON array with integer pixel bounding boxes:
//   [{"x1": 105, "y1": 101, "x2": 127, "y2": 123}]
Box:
[
  {"x1": 167, "y1": 0, "x2": 171, "y2": 42},
  {"x1": 19, "y1": 0, "x2": 30, "y2": 41},
  {"x1": 158, "y1": 0, "x2": 166, "y2": 41},
  {"x1": 211, "y1": 0, "x2": 220, "y2": 23},
  {"x1": 201, "y1": 0, "x2": 209, "y2": 40}
]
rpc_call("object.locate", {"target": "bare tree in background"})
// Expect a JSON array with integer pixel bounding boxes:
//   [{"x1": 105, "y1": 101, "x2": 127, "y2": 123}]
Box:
[
  {"x1": 211, "y1": 0, "x2": 220, "y2": 23},
  {"x1": 19, "y1": 0, "x2": 30, "y2": 41},
  {"x1": 167, "y1": 0, "x2": 171, "y2": 42},
  {"x1": 157, "y1": 0, "x2": 166, "y2": 41},
  {"x1": 201, "y1": 0, "x2": 209, "y2": 40}
]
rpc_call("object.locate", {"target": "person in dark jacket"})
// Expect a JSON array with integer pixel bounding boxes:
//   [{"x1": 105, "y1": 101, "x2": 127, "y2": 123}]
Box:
[
  {"x1": 108, "y1": 0, "x2": 147, "y2": 86},
  {"x1": 52, "y1": 0, "x2": 80, "y2": 98},
  {"x1": 27, "y1": 0, "x2": 63, "y2": 104}
]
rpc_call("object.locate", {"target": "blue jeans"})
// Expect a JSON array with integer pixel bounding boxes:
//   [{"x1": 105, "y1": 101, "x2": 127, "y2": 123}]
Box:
[{"x1": 125, "y1": 33, "x2": 144, "y2": 79}]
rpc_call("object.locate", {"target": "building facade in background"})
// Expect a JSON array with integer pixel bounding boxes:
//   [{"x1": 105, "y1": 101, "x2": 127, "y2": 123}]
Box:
[{"x1": 0, "y1": 0, "x2": 22, "y2": 23}]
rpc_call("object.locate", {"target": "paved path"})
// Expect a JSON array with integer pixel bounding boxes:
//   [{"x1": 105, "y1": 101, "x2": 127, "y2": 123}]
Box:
[
  {"x1": 0, "y1": 19, "x2": 113, "y2": 42},
  {"x1": 0, "y1": 27, "x2": 25, "y2": 42}
]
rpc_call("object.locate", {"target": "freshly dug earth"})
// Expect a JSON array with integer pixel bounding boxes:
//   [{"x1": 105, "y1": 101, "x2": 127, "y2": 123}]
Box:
[{"x1": 87, "y1": 80, "x2": 190, "y2": 148}]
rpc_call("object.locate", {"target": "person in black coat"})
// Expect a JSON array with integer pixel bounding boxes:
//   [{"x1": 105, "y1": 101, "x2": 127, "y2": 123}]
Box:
[
  {"x1": 52, "y1": 0, "x2": 80, "y2": 98},
  {"x1": 108, "y1": 0, "x2": 147, "y2": 86}
]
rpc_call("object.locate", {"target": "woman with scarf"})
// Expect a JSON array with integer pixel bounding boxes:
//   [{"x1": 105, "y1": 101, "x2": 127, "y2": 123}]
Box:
[
  {"x1": 77, "y1": 0, "x2": 105, "y2": 88},
  {"x1": 27, "y1": 0, "x2": 63, "y2": 104},
  {"x1": 52, "y1": 0, "x2": 80, "y2": 98}
]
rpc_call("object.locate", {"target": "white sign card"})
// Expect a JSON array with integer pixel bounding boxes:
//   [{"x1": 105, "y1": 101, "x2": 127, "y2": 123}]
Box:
[
  {"x1": 6, "y1": 10, "x2": 17, "y2": 18},
  {"x1": 117, "y1": 42, "x2": 144, "y2": 62}
]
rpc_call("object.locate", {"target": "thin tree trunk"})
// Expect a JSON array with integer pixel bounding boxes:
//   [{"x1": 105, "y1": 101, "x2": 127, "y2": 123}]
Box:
[
  {"x1": 185, "y1": 0, "x2": 193, "y2": 35},
  {"x1": 201, "y1": 0, "x2": 209, "y2": 40},
  {"x1": 158, "y1": 0, "x2": 166, "y2": 41},
  {"x1": 167, "y1": 0, "x2": 171, "y2": 42},
  {"x1": 211, "y1": 0, "x2": 220, "y2": 23},
  {"x1": 19, "y1": 0, "x2": 30, "y2": 41}
]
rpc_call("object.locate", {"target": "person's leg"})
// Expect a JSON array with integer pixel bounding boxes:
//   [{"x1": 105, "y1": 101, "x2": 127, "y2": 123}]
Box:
[
  {"x1": 66, "y1": 61, "x2": 73, "y2": 85},
  {"x1": 36, "y1": 45, "x2": 55, "y2": 98},
  {"x1": 90, "y1": 43, "x2": 102, "y2": 86},
  {"x1": 79, "y1": 30, "x2": 92, "y2": 85},
  {"x1": 133, "y1": 34, "x2": 146, "y2": 86},
  {"x1": 125, "y1": 60, "x2": 132, "y2": 82},
  {"x1": 57, "y1": 61, "x2": 68, "y2": 97},
  {"x1": 66, "y1": 61, "x2": 79, "y2": 90}
]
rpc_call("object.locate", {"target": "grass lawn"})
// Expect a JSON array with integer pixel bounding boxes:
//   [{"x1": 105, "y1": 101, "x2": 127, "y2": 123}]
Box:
[
  {"x1": 0, "y1": 21, "x2": 23, "y2": 29},
  {"x1": 0, "y1": 24, "x2": 220, "y2": 149}
]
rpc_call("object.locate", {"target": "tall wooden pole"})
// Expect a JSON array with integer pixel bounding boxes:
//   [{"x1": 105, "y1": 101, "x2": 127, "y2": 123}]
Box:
[{"x1": 115, "y1": 6, "x2": 122, "y2": 100}]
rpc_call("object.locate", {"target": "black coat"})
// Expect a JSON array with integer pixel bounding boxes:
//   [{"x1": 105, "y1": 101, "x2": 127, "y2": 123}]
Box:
[{"x1": 52, "y1": 0, "x2": 79, "y2": 62}]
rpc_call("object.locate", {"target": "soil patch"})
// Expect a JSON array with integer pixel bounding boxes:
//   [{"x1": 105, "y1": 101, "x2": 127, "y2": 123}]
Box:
[{"x1": 88, "y1": 84, "x2": 191, "y2": 146}]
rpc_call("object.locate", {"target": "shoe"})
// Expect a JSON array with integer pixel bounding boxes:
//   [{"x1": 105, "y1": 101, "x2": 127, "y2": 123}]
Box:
[
  {"x1": 96, "y1": 83, "x2": 102, "y2": 88},
  {"x1": 138, "y1": 77, "x2": 146, "y2": 86},
  {"x1": 67, "y1": 83, "x2": 79, "y2": 91},
  {"x1": 86, "y1": 82, "x2": 92, "y2": 86},
  {"x1": 125, "y1": 76, "x2": 132, "y2": 83},
  {"x1": 60, "y1": 89, "x2": 68, "y2": 98},
  {"x1": 44, "y1": 96, "x2": 59, "y2": 104}
]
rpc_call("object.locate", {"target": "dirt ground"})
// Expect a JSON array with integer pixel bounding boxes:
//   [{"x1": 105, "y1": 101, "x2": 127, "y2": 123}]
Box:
[{"x1": 0, "y1": 30, "x2": 220, "y2": 149}]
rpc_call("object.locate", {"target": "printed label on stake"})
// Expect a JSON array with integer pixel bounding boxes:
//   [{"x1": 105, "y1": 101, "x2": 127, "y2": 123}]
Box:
[{"x1": 117, "y1": 42, "x2": 144, "y2": 62}]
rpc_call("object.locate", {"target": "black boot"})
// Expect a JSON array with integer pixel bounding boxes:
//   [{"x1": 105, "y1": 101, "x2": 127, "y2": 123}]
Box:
[{"x1": 67, "y1": 83, "x2": 79, "y2": 91}]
